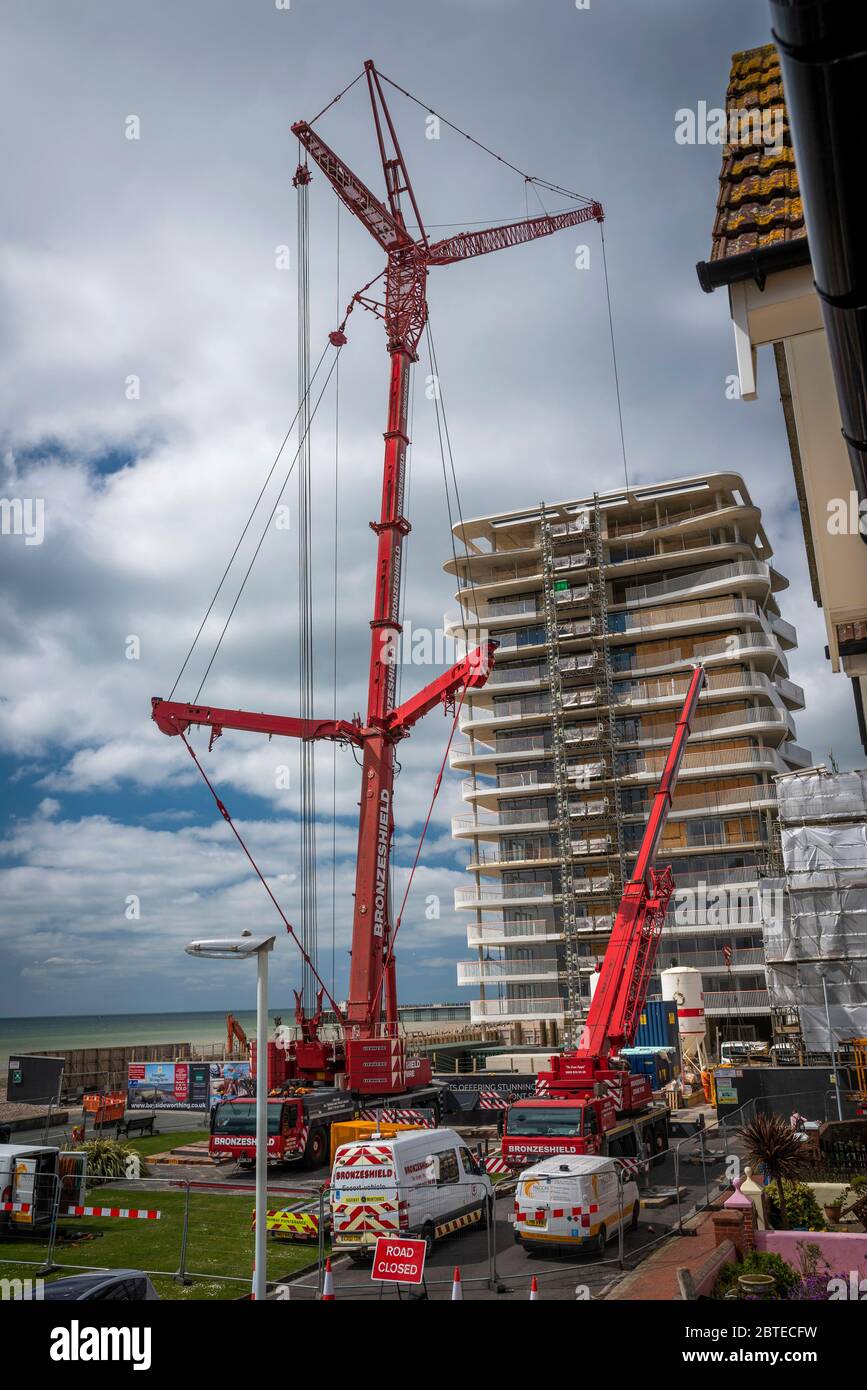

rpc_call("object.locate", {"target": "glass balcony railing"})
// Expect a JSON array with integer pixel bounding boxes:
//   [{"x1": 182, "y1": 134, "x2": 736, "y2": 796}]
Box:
[{"x1": 624, "y1": 560, "x2": 770, "y2": 605}]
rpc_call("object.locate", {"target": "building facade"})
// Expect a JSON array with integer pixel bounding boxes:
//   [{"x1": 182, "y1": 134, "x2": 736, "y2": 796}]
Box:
[{"x1": 446, "y1": 472, "x2": 812, "y2": 1053}]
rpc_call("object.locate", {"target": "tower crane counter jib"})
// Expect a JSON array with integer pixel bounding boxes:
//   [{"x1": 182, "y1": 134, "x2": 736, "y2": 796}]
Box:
[{"x1": 152, "y1": 59, "x2": 604, "y2": 1099}]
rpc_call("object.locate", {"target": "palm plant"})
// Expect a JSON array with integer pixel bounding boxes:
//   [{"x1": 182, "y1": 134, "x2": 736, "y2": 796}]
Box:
[{"x1": 738, "y1": 1112, "x2": 808, "y2": 1228}]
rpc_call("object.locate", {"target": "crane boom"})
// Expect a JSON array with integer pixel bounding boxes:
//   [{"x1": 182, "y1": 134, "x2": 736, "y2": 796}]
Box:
[
  {"x1": 578, "y1": 664, "x2": 706, "y2": 1062},
  {"x1": 427, "y1": 204, "x2": 604, "y2": 265},
  {"x1": 291, "y1": 121, "x2": 411, "y2": 254}
]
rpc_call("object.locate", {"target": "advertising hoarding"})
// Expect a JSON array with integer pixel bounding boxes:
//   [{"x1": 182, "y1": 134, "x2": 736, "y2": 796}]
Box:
[{"x1": 127, "y1": 1061, "x2": 210, "y2": 1111}]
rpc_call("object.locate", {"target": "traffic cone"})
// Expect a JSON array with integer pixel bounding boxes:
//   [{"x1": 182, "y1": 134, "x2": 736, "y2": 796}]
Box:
[
  {"x1": 529, "y1": 1275, "x2": 539, "y2": 1300},
  {"x1": 451, "y1": 1266, "x2": 462, "y2": 1300},
  {"x1": 251, "y1": 1260, "x2": 256, "y2": 1301},
  {"x1": 322, "y1": 1257, "x2": 335, "y2": 1301}
]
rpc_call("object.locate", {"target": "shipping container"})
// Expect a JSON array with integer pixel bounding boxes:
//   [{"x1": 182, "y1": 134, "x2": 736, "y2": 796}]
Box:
[
  {"x1": 633, "y1": 998, "x2": 680, "y2": 1054},
  {"x1": 620, "y1": 1047, "x2": 674, "y2": 1091}
]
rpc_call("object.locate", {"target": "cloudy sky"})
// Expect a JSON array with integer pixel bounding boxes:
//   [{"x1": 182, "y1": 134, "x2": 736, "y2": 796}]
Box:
[{"x1": 0, "y1": 0, "x2": 859, "y2": 1022}]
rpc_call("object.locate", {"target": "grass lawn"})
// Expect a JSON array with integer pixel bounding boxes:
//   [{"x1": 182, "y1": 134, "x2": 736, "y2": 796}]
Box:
[
  {"x1": 0, "y1": 1184, "x2": 324, "y2": 1300},
  {"x1": 126, "y1": 1129, "x2": 209, "y2": 1158}
]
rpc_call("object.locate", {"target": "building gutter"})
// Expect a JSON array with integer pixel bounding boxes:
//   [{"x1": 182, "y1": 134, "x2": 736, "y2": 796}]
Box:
[
  {"x1": 769, "y1": 0, "x2": 867, "y2": 515},
  {"x1": 696, "y1": 238, "x2": 810, "y2": 294}
]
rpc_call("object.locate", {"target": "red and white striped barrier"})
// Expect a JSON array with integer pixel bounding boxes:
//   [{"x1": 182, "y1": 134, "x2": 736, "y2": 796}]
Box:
[
  {"x1": 3, "y1": 1199, "x2": 161, "y2": 1220},
  {"x1": 62, "y1": 1205, "x2": 161, "y2": 1220},
  {"x1": 477, "y1": 1090, "x2": 509, "y2": 1111},
  {"x1": 483, "y1": 1153, "x2": 510, "y2": 1175},
  {"x1": 359, "y1": 1108, "x2": 434, "y2": 1127}
]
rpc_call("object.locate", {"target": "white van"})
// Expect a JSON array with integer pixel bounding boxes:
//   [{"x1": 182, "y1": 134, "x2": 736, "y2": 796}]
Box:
[
  {"x1": 330, "y1": 1128, "x2": 493, "y2": 1262},
  {"x1": 513, "y1": 1155, "x2": 639, "y2": 1255}
]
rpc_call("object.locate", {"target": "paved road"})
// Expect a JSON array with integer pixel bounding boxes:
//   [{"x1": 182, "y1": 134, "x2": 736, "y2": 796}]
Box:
[
  {"x1": 13, "y1": 1105, "x2": 743, "y2": 1300},
  {"x1": 280, "y1": 1187, "x2": 687, "y2": 1301}
]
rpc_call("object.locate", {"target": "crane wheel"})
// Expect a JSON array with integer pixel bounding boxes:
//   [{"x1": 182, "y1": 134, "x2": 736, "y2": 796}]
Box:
[{"x1": 302, "y1": 1127, "x2": 326, "y2": 1169}]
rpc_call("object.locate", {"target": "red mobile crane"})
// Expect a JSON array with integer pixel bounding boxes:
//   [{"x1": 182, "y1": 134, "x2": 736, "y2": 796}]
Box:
[
  {"x1": 501, "y1": 664, "x2": 707, "y2": 1170},
  {"x1": 151, "y1": 61, "x2": 604, "y2": 1105}
]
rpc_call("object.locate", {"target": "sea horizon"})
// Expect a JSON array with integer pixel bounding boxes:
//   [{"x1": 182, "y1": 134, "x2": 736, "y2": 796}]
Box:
[{"x1": 0, "y1": 1008, "x2": 280, "y2": 1070}]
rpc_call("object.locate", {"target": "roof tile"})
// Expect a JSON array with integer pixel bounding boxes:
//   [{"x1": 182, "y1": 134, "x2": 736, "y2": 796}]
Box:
[{"x1": 709, "y1": 43, "x2": 807, "y2": 264}]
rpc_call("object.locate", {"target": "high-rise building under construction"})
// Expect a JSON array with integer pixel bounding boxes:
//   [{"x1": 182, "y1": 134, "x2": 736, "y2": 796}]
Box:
[{"x1": 445, "y1": 473, "x2": 812, "y2": 1052}]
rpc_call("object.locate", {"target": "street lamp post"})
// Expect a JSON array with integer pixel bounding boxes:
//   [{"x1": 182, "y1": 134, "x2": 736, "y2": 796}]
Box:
[{"x1": 186, "y1": 933, "x2": 275, "y2": 1301}]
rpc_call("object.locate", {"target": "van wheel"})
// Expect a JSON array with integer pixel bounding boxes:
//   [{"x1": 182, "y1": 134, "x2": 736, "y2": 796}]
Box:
[
  {"x1": 630, "y1": 1202, "x2": 640, "y2": 1232},
  {"x1": 422, "y1": 1222, "x2": 435, "y2": 1257},
  {"x1": 595, "y1": 1224, "x2": 607, "y2": 1256},
  {"x1": 302, "y1": 1127, "x2": 326, "y2": 1169}
]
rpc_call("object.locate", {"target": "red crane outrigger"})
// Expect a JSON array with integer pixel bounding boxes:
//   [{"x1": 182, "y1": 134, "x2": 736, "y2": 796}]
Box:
[{"x1": 151, "y1": 61, "x2": 603, "y2": 1095}]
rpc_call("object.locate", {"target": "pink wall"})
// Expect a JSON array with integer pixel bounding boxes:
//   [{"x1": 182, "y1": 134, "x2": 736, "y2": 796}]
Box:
[{"x1": 756, "y1": 1229, "x2": 867, "y2": 1276}]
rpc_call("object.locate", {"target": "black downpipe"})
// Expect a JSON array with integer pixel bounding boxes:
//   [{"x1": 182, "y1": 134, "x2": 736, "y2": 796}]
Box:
[{"x1": 769, "y1": 0, "x2": 867, "y2": 523}]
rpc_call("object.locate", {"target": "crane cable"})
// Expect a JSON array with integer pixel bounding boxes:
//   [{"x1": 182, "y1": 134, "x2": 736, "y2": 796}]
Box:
[
  {"x1": 331, "y1": 199, "x2": 341, "y2": 999},
  {"x1": 599, "y1": 223, "x2": 630, "y2": 493},
  {"x1": 168, "y1": 339, "x2": 334, "y2": 701},
  {"x1": 297, "y1": 158, "x2": 318, "y2": 1006},
  {"x1": 425, "y1": 315, "x2": 478, "y2": 636},
  {"x1": 175, "y1": 725, "x2": 346, "y2": 1024},
  {"x1": 374, "y1": 66, "x2": 596, "y2": 207},
  {"x1": 191, "y1": 348, "x2": 342, "y2": 702}
]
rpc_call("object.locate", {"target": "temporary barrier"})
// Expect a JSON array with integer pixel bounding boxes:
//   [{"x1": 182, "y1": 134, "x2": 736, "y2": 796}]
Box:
[
  {"x1": 259, "y1": 1208, "x2": 323, "y2": 1241},
  {"x1": 62, "y1": 1205, "x2": 160, "y2": 1220},
  {"x1": 483, "y1": 1152, "x2": 510, "y2": 1175},
  {"x1": 359, "y1": 1108, "x2": 434, "y2": 1127}
]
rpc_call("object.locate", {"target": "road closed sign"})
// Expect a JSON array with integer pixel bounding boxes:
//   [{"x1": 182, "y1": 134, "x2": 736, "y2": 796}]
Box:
[{"x1": 371, "y1": 1236, "x2": 427, "y2": 1285}]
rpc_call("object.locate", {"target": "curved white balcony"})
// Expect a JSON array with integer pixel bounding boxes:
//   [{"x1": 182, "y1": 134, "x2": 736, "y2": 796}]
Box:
[
  {"x1": 467, "y1": 919, "x2": 564, "y2": 945},
  {"x1": 623, "y1": 559, "x2": 775, "y2": 608},
  {"x1": 643, "y1": 783, "x2": 777, "y2": 820},
  {"x1": 457, "y1": 959, "x2": 560, "y2": 986},
  {"x1": 469, "y1": 996, "x2": 565, "y2": 1024},
  {"x1": 617, "y1": 595, "x2": 767, "y2": 641},
  {"x1": 625, "y1": 706, "x2": 793, "y2": 750},
  {"x1": 452, "y1": 808, "x2": 554, "y2": 839},
  {"x1": 621, "y1": 745, "x2": 789, "y2": 783},
  {"x1": 486, "y1": 662, "x2": 548, "y2": 690},
  {"x1": 455, "y1": 883, "x2": 556, "y2": 910}
]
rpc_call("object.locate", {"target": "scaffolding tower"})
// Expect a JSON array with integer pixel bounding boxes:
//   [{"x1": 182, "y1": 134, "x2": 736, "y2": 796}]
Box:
[{"x1": 540, "y1": 497, "x2": 626, "y2": 1046}]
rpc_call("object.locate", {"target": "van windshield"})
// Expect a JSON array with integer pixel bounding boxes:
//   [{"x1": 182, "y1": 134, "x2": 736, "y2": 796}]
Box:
[{"x1": 508, "y1": 1106, "x2": 585, "y2": 1137}]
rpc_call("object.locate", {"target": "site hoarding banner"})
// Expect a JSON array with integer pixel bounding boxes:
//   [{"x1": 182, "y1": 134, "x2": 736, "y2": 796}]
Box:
[
  {"x1": 208, "y1": 1061, "x2": 253, "y2": 1109},
  {"x1": 435, "y1": 1073, "x2": 537, "y2": 1120},
  {"x1": 127, "y1": 1061, "x2": 210, "y2": 1111}
]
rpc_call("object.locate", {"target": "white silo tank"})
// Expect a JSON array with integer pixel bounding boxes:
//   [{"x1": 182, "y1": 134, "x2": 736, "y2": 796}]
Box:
[{"x1": 660, "y1": 967, "x2": 706, "y2": 1042}]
